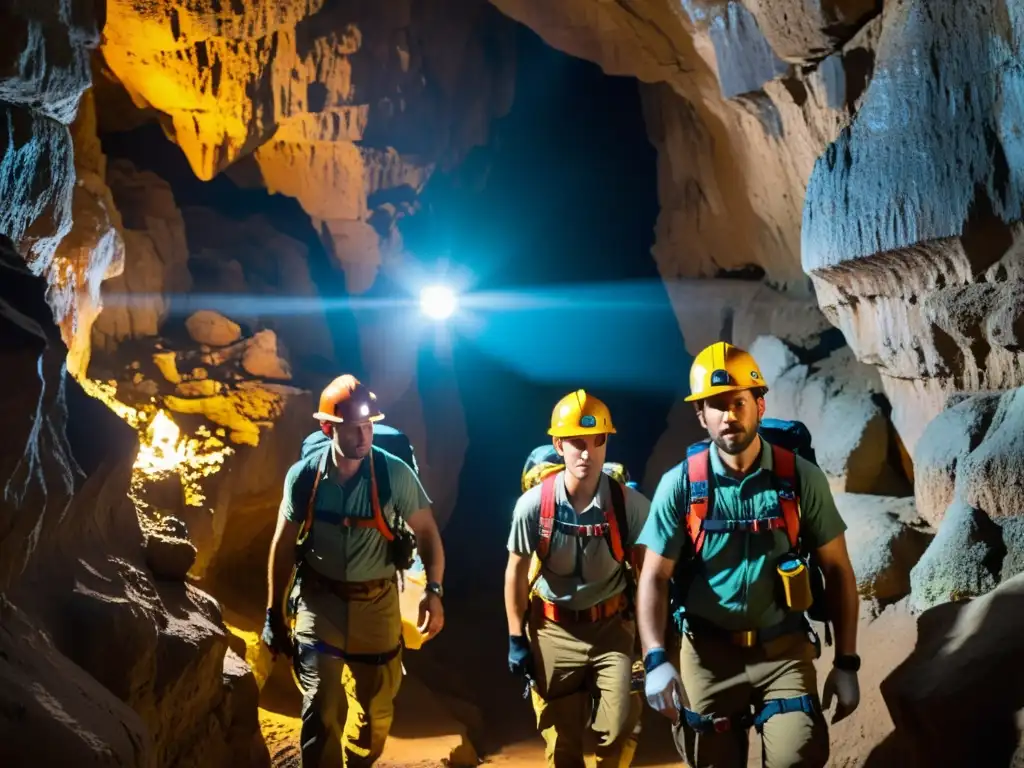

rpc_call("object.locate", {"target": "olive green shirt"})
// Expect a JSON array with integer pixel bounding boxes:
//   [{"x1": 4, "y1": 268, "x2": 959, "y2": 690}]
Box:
[
  {"x1": 280, "y1": 448, "x2": 431, "y2": 582},
  {"x1": 637, "y1": 438, "x2": 847, "y2": 631},
  {"x1": 507, "y1": 472, "x2": 651, "y2": 611}
]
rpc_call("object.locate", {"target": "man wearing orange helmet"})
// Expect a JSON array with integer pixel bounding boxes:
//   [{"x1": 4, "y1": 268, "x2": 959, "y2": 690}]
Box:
[
  {"x1": 504, "y1": 390, "x2": 652, "y2": 767},
  {"x1": 263, "y1": 374, "x2": 446, "y2": 768},
  {"x1": 635, "y1": 342, "x2": 860, "y2": 767}
]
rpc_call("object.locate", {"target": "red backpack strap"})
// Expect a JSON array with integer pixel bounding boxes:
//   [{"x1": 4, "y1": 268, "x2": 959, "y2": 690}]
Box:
[
  {"x1": 686, "y1": 449, "x2": 711, "y2": 555},
  {"x1": 770, "y1": 444, "x2": 801, "y2": 550},
  {"x1": 603, "y1": 478, "x2": 627, "y2": 563},
  {"x1": 537, "y1": 473, "x2": 558, "y2": 560},
  {"x1": 368, "y1": 450, "x2": 395, "y2": 542}
]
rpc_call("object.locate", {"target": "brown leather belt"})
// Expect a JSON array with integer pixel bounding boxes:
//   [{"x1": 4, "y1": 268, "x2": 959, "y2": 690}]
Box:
[
  {"x1": 301, "y1": 568, "x2": 393, "y2": 601},
  {"x1": 683, "y1": 613, "x2": 807, "y2": 648},
  {"x1": 532, "y1": 592, "x2": 627, "y2": 624}
]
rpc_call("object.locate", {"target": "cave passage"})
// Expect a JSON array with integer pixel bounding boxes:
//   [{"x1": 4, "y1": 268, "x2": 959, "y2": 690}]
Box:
[{"x1": 403, "y1": 25, "x2": 690, "y2": 587}]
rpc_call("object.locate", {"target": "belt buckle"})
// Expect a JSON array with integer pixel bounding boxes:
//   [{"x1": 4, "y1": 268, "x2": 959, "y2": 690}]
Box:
[{"x1": 733, "y1": 630, "x2": 757, "y2": 648}]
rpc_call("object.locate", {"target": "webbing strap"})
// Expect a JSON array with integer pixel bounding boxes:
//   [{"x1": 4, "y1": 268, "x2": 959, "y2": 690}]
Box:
[
  {"x1": 700, "y1": 516, "x2": 786, "y2": 534},
  {"x1": 537, "y1": 474, "x2": 627, "y2": 563},
  {"x1": 538, "y1": 473, "x2": 557, "y2": 560},
  {"x1": 685, "y1": 445, "x2": 802, "y2": 554},
  {"x1": 686, "y1": 449, "x2": 710, "y2": 555},
  {"x1": 553, "y1": 519, "x2": 611, "y2": 538},
  {"x1": 770, "y1": 444, "x2": 800, "y2": 549},
  {"x1": 682, "y1": 694, "x2": 817, "y2": 735},
  {"x1": 299, "y1": 639, "x2": 403, "y2": 666}
]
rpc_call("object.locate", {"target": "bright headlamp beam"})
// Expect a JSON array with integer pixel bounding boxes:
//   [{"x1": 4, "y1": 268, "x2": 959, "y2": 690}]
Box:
[{"x1": 419, "y1": 284, "x2": 457, "y2": 320}]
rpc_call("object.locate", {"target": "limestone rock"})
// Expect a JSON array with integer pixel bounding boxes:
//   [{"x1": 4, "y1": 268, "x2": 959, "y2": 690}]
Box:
[
  {"x1": 142, "y1": 515, "x2": 198, "y2": 581},
  {"x1": 751, "y1": 337, "x2": 900, "y2": 493},
  {"x1": 835, "y1": 493, "x2": 932, "y2": 606},
  {"x1": 186, "y1": 310, "x2": 242, "y2": 347},
  {"x1": 181, "y1": 209, "x2": 333, "y2": 373},
  {"x1": 878, "y1": 572, "x2": 1024, "y2": 765},
  {"x1": 54, "y1": 89, "x2": 126, "y2": 379},
  {"x1": 241, "y1": 330, "x2": 292, "y2": 380},
  {"x1": 742, "y1": 0, "x2": 881, "y2": 63},
  {"x1": 92, "y1": 159, "x2": 192, "y2": 351},
  {"x1": 0, "y1": 248, "x2": 268, "y2": 766},
  {"x1": 913, "y1": 391, "x2": 1002, "y2": 527},
  {"x1": 804, "y1": 0, "x2": 1024, "y2": 456},
  {"x1": 101, "y1": 0, "x2": 516, "y2": 292},
  {"x1": 0, "y1": 595, "x2": 148, "y2": 767},
  {"x1": 908, "y1": 501, "x2": 1005, "y2": 613}
]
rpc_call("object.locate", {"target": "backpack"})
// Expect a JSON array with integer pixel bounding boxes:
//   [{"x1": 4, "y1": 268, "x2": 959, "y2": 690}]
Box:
[
  {"x1": 670, "y1": 418, "x2": 831, "y2": 643},
  {"x1": 520, "y1": 444, "x2": 639, "y2": 593}
]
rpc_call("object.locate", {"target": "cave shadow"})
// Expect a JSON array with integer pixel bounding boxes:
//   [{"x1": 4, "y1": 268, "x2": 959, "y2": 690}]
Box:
[{"x1": 862, "y1": 589, "x2": 1024, "y2": 767}]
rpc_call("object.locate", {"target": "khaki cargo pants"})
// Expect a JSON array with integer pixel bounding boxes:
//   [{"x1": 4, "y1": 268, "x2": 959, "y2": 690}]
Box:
[
  {"x1": 527, "y1": 603, "x2": 643, "y2": 768},
  {"x1": 292, "y1": 577, "x2": 403, "y2": 768},
  {"x1": 672, "y1": 629, "x2": 829, "y2": 768}
]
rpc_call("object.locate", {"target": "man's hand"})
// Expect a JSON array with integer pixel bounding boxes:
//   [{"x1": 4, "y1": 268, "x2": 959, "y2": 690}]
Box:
[
  {"x1": 418, "y1": 592, "x2": 444, "y2": 638},
  {"x1": 261, "y1": 608, "x2": 294, "y2": 659},
  {"x1": 644, "y1": 649, "x2": 683, "y2": 723},
  {"x1": 508, "y1": 634, "x2": 533, "y2": 678},
  {"x1": 822, "y1": 667, "x2": 860, "y2": 723}
]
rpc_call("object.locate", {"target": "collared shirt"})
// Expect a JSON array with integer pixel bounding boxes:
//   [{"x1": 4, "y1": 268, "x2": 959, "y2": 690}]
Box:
[
  {"x1": 280, "y1": 447, "x2": 431, "y2": 582},
  {"x1": 507, "y1": 471, "x2": 652, "y2": 611},
  {"x1": 637, "y1": 438, "x2": 847, "y2": 631}
]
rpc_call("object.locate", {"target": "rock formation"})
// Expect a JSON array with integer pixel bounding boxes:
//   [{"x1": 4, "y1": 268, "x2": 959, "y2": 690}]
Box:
[
  {"x1": 5, "y1": 0, "x2": 1024, "y2": 764},
  {"x1": 100, "y1": 0, "x2": 516, "y2": 292}
]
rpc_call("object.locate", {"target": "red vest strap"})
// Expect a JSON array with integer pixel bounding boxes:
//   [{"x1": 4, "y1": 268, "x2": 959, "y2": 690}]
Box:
[
  {"x1": 770, "y1": 444, "x2": 800, "y2": 550},
  {"x1": 538, "y1": 473, "x2": 557, "y2": 560},
  {"x1": 603, "y1": 479, "x2": 626, "y2": 563},
  {"x1": 686, "y1": 449, "x2": 710, "y2": 555}
]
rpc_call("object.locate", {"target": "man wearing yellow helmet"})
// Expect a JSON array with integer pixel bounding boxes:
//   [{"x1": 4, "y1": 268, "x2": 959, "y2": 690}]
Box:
[
  {"x1": 504, "y1": 390, "x2": 652, "y2": 767},
  {"x1": 634, "y1": 343, "x2": 860, "y2": 767}
]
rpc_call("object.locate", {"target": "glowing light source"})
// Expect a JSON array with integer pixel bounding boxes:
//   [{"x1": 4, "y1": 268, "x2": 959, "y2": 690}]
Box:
[
  {"x1": 419, "y1": 284, "x2": 457, "y2": 321},
  {"x1": 78, "y1": 378, "x2": 233, "y2": 509}
]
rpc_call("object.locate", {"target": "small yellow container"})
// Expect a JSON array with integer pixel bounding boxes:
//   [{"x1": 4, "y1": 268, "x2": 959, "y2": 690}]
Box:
[
  {"x1": 398, "y1": 569, "x2": 430, "y2": 650},
  {"x1": 777, "y1": 557, "x2": 813, "y2": 613}
]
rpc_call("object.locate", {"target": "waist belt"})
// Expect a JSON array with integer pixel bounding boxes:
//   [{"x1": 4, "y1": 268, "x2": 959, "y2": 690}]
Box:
[
  {"x1": 683, "y1": 612, "x2": 807, "y2": 648},
  {"x1": 683, "y1": 694, "x2": 817, "y2": 735},
  {"x1": 299, "y1": 639, "x2": 402, "y2": 666},
  {"x1": 532, "y1": 592, "x2": 627, "y2": 624},
  {"x1": 302, "y1": 568, "x2": 394, "y2": 601}
]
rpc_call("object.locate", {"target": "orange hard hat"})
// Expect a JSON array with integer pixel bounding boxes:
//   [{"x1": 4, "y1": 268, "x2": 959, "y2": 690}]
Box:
[{"x1": 313, "y1": 375, "x2": 385, "y2": 424}]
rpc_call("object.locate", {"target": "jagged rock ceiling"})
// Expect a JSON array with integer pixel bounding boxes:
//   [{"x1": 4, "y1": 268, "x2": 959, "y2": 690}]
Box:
[
  {"x1": 3, "y1": 0, "x2": 1024, "y2": 764},
  {"x1": 100, "y1": 0, "x2": 516, "y2": 293}
]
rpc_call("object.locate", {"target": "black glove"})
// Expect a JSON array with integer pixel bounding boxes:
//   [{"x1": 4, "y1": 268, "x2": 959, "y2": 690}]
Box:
[
  {"x1": 262, "y1": 608, "x2": 293, "y2": 658},
  {"x1": 508, "y1": 634, "x2": 533, "y2": 678}
]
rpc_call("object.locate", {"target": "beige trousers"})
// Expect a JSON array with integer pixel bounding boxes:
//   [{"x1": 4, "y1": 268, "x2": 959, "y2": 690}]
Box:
[
  {"x1": 528, "y1": 608, "x2": 643, "y2": 768},
  {"x1": 672, "y1": 630, "x2": 829, "y2": 768}
]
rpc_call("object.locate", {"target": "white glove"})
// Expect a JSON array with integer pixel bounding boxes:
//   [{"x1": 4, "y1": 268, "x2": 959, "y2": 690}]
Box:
[
  {"x1": 822, "y1": 667, "x2": 859, "y2": 723},
  {"x1": 645, "y1": 660, "x2": 683, "y2": 722}
]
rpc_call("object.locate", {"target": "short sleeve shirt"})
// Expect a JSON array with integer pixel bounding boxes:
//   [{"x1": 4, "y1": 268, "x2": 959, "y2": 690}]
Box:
[
  {"x1": 507, "y1": 472, "x2": 651, "y2": 611},
  {"x1": 280, "y1": 447, "x2": 431, "y2": 582},
  {"x1": 637, "y1": 439, "x2": 847, "y2": 630}
]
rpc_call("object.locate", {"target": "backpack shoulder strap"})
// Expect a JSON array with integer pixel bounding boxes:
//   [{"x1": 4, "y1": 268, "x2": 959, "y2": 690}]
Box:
[
  {"x1": 604, "y1": 477, "x2": 627, "y2": 563},
  {"x1": 295, "y1": 449, "x2": 328, "y2": 548},
  {"x1": 368, "y1": 446, "x2": 396, "y2": 542},
  {"x1": 537, "y1": 473, "x2": 558, "y2": 561},
  {"x1": 770, "y1": 443, "x2": 801, "y2": 550},
  {"x1": 686, "y1": 448, "x2": 711, "y2": 555}
]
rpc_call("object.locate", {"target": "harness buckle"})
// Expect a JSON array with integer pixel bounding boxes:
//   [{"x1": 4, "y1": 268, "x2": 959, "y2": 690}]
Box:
[
  {"x1": 732, "y1": 630, "x2": 758, "y2": 648},
  {"x1": 712, "y1": 716, "x2": 732, "y2": 733}
]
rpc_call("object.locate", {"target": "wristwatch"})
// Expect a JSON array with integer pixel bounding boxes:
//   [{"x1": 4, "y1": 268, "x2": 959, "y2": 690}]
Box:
[
  {"x1": 834, "y1": 653, "x2": 861, "y2": 672},
  {"x1": 425, "y1": 581, "x2": 444, "y2": 599}
]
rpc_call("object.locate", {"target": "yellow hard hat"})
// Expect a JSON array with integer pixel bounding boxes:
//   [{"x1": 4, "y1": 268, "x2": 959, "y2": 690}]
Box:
[
  {"x1": 548, "y1": 389, "x2": 617, "y2": 437},
  {"x1": 685, "y1": 342, "x2": 768, "y2": 402}
]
